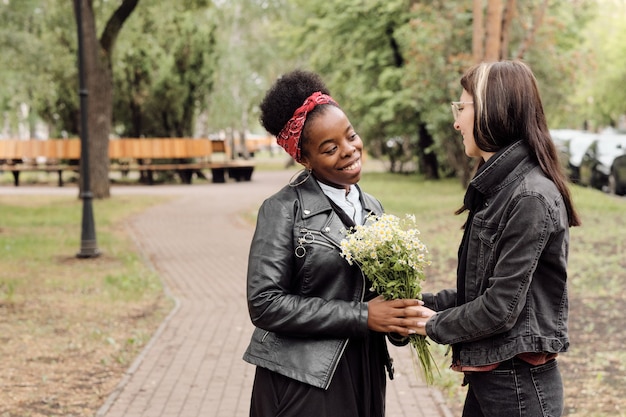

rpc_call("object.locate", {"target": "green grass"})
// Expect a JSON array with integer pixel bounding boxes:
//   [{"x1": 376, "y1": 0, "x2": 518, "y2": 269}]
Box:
[{"x1": 0, "y1": 194, "x2": 171, "y2": 301}]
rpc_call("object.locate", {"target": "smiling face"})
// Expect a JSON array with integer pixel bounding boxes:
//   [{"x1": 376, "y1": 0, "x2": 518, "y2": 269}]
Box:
[
  {"x1": 300, "y1": 105, "x2": 363, "y2": 190},
  {"x1": 454, "y1": 90, "x2": 480, "y2": 158}
]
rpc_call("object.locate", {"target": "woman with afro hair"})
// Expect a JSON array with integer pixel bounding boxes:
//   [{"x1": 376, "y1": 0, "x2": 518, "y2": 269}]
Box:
[{"x1": 243, "y1": 70, "x2": 422, "y2": 417}]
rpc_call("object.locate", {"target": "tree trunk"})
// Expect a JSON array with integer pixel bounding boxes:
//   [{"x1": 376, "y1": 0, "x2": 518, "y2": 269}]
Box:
[
  {"x1": 74, "y1": 0, "x2": 139, "y2": 199},
  {"x1": 472, "y1": 0, "x2": 484, "y2": 63},
  {"x1": 500, "y1": 0, "x2": 517, "y2": 58},
  {"x1": 485, "y1": 0, "x2": 504, "y2": 61},
  {"x1": 416, "y1": 122, "x2": 439, "y2": 180}
]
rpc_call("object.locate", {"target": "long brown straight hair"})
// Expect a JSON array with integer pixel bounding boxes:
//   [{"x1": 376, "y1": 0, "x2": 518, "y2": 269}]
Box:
[{"x1": 457, "y1": 60, "x2": 581, "y2": 227}]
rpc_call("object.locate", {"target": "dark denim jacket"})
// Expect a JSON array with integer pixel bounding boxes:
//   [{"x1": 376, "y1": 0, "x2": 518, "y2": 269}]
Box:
[
  {"x1": 243, "y1": 172, "x2": 386, "y2": 389},
  {"x1": 423, "y1": 141, "x2": 570, "y2": 367}
]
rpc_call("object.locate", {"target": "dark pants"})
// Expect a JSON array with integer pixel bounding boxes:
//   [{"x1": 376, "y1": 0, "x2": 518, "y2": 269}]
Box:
[{"x1": 462, "y1": 358, "x2": 563, "y2": 417}]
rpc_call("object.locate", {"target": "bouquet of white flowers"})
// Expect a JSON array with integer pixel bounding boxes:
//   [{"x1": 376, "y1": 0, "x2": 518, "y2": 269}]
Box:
[{"x1": 340, "y1": 213, "x2": 437, "y2": 384}]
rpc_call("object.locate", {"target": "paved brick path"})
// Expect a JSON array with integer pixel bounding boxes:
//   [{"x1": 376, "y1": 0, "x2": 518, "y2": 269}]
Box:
[{"x1": 61, "y1": 170, "x2": 454, "y2": 417}]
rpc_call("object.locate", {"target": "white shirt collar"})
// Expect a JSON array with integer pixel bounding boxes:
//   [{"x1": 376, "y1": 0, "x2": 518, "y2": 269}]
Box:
[{"x1": 317, "y1": 181, "x2": 363, "y2": 225}]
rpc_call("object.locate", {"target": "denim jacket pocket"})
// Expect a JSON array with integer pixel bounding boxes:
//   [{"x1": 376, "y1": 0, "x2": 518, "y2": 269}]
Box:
[
  {"x1": 464, "y1": 222, "x2": 498, "y2": 299},
  {"x1": 477, "y1": 226, "x2": 498, "y2": 274}
]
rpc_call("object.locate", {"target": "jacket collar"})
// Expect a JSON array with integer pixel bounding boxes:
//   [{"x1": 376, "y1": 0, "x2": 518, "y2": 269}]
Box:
[{"x1": 471, "y1": 140, "x2": 533, "y2": 196}]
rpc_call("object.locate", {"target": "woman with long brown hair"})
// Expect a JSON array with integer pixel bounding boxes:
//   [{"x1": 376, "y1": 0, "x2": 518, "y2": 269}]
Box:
[{"x1": 412, "y1": 60, "x2": 580, "y2": 416}]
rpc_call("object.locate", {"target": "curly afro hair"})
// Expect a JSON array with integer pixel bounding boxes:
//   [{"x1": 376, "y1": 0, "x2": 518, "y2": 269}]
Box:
[{"x1": 259, "y1": 69, "x2": 331, "y2": 137}]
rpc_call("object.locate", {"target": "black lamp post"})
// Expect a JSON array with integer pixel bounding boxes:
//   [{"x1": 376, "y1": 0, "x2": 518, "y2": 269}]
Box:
[{"x1": 74, "y1": 0, "x2": 100, "y2": 259}]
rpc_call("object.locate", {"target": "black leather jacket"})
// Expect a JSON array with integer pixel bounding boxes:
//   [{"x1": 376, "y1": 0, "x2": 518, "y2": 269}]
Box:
[
  {"x1": 243, "y1": 172, "x2": 386, "y2": 389},
  {"x1": 423, "y1": 141, "x2": 570, "y2": 366}
]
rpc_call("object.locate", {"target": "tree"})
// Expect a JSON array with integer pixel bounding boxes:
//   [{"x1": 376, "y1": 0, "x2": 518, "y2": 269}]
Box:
[
  {"x1": 573, "y1": 0, "x2": 626, "y2": 130},
  {"x1": 483, "y1": 0, "x2": 505, "y2": 61},
  {"x1": 409, "y1": 0, "x2": 593, "y2": 181},
  {"x1": 0, "y1": 0, "x2": 77, "y2": 138},
  {"x1": 398, "y1": 1, "x2": 476, "y2": 182},
  {"x1": 277, "y1": 0, "x2": 593, "y2": 184},
  {"x1": 202, "y1": 0, "x2": 290, "y2": 158},
  {"x1": 113, "y1": 1, "x2": 219, "y2": 139},
  {"x1": 284, "y1": 0, "x2": 440, "y2": 177},
  {"x1": 473, "y1": 0, "x2": 553, "y2": 63},
  {"x1": 109, "y1": 1, "x2": 219, "y2": 184},
  {"x1": 0, "y1": 0, "x2": 604, "y2": 187},
  {"x1": 73, "y1": 0, "x2": 139, "y2": 198}
]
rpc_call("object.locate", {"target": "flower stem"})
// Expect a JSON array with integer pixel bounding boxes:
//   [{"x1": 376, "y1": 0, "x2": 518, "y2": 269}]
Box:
[{"x1": 410, "y1": 335, "x2": 438, "y2": 385}]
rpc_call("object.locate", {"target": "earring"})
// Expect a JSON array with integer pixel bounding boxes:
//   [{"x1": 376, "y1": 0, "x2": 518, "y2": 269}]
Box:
[{"x1": 289, "y1": 168, "x2": 312, "y2": 187}]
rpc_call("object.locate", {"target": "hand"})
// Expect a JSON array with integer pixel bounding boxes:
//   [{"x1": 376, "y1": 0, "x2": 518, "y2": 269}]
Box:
[
  {"x1": 405, "y1": 305, "x2": 436, "y2": 336},
  {"x1": 367, "y1": 296, "x2": 425, "y2": 336}
]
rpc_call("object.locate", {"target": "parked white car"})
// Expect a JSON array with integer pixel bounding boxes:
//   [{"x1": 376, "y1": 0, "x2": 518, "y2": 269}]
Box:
[
  {"x1": 579, "y1": 132, "x2": 626, "y2": 192},
  {"x1": 550, "y1": 129, "x2": 597, "y2": 183}
]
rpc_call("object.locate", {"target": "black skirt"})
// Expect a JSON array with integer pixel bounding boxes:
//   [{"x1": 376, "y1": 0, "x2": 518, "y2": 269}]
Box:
[{"x1": 249, "y1": 331, "x2": 388, "y2": 417}]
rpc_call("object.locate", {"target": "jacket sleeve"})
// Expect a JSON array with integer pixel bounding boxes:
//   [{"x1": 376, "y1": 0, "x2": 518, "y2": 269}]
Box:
[
  {"x1": 246, "y1": 197, "x2": 369, "y2": 338},
  {"x1": 422, "y1": 289, "x2": 457, "y2": 311},
  {"x1": 426, "y1": 193, "x2": 556, "y2": 346}
]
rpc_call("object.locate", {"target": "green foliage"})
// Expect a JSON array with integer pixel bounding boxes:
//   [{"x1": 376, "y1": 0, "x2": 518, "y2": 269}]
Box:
[
  {"x1": 203, "y1": 0, "x2": 293, "y2": 137},
  {"x1": 113, "y1": 1, "x2": 219, "y2": 137},
  {"x1": 287, "y1": 0, "x2": 420, "y2": 148},
  {"x1": 0, "y1": 0, "x2": 621, "y2": 180},
  {"x1": 0, "y1": 0, "x2": 78, "y2": 136},
  {"x1": 572, "y1": 0, "x2": 626, "y2": 130},
  {"x1": 273, "y1": 0, "x2": 601, "y2": 178},
  {"x1": 0, "y1": 0, "x2": 222, "y2": 139},
  {"x1": 524, "y1": 0, "x2": 597, "y2": 130}
]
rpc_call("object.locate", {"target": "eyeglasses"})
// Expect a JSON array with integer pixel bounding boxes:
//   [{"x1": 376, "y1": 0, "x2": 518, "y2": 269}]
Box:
[{"x1": 450, "y1": 101, "x2": 473, "y2": 120}]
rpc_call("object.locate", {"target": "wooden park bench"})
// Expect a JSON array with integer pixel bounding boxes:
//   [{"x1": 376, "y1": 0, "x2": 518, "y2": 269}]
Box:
[
  {"x1": 0, "y1": 139, "x2": 80, "y2": 187},
  {"x1": 0, "y1": 138, "x2": 255, "y2": 186},
  {"x1": 108, "y1": 138, "x2": 255, "y2": 184}
]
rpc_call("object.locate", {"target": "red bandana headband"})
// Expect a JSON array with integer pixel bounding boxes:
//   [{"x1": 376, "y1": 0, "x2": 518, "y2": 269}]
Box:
[{"x1": 277, "y1": 91, "x2": 338, "y2": 163}]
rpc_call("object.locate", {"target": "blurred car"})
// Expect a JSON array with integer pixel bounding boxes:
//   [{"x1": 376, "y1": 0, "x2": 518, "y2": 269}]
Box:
[
  {"x1": 550, "y1": 129, "x2": 597, "y2": 183},
  {"x1": 578, "y1": 133, "x2": 626, "y2": 192},
  {"x1": 610, "y1": 153, "x2": 626, "y2": 195},
  {"x1": 549, "y1": 129, "x2": 573, "y2": 173}
]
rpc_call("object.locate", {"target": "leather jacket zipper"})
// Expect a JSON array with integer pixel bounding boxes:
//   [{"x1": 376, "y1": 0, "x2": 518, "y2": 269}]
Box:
[
  {"x1": 295, "y1": 228, "x2": 339, "y2": 257},
  {"x1": 297, "y1": 228, "x2": 367, "y2": 300},
  {"x1": 292, "y1": 227, "x2": 368, "y2": 390}
]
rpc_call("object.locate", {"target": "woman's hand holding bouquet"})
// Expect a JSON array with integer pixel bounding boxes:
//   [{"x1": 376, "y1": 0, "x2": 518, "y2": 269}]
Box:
[{"x1": 340, "y1": 213, "x2": 438, "y2": 384}]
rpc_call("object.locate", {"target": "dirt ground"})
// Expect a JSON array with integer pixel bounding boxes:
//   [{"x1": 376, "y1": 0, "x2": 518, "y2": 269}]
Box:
[
  {"x1": 558, "y1": 295, "x2": 626, "y2": 416},
  {"x1": 0, "y1": 280, "x2": 171, "y2": 417}
]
